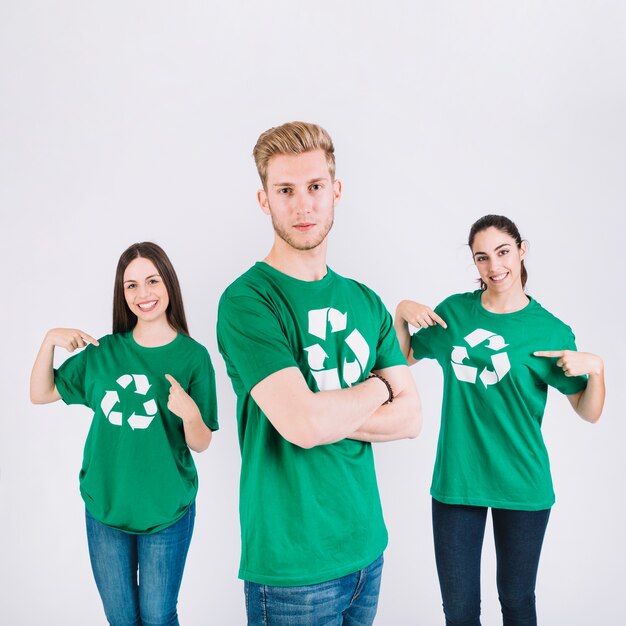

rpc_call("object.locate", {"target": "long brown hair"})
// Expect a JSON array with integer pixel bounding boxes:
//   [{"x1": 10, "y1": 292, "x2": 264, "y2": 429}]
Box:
[
  {"x1": 112, "y1": 242, "x2": 189, "y2": 335},
  {"x1": 468, "y1": 215, "x2": 528, "y2": 290}
]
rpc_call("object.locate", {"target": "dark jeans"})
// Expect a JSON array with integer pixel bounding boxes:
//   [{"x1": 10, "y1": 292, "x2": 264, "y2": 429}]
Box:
[
  {"x1": 244, "y1": 554, "x2": 384, "y2": 626},
  {"x1": 432, "y1": 498, "x2": 550, "y2": 626},
  {"x1": 85, "y1": 503, "x2": 195, "y2": 626}
]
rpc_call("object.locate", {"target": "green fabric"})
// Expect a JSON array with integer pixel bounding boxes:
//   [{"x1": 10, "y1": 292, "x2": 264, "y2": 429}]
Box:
[
  {"x1": 54, "y1": 332, "x2": 218, "y2": 533},
  {"x1": 411, "y1": 290, "x2": 587, "y2": 510},
  {"x1": 217, "y1": 262, "x2": 405, "y2": 586}
]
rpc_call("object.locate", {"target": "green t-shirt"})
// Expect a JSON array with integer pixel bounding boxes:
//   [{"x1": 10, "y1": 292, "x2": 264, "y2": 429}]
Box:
[
  {"x1": 411, "y1": 290, "x2": 587, "y2": 510},
  {"x1": 217, "y1": 262, "x2": 406, "y2": 586},
  {"x1": 54, "y1": 332, "x2": 218, "y2": 533}
]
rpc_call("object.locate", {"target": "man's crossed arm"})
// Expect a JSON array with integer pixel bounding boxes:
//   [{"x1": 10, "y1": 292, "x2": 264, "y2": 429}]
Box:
[{"x1": 251, "y1": 364, "x2": 422, "y2": 448}]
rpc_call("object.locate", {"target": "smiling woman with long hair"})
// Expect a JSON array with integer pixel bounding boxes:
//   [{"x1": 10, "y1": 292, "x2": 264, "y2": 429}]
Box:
[
  {"x1": 30, "y1": 242, "x2": 219, "y2": 626},
  {"x1": 395, "y1": 215, "x2": 605, "y2": 626}
]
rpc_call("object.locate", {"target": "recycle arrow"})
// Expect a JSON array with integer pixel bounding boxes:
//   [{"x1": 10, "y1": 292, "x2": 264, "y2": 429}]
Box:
[
  {"x1": 479, "y1": 352, "x2": 511, "y2": 388},
  {"x1": 100, "y1": 374, "x2": 158, "y2": 429},
  {"x1": 305, "y1": 343, "x2": 329, "y2": 370},
  {"x1": 343, "y1": 329, "x2": 370, "y2": 387},
  {"x1": 450, "y1": 328, "x2": 511, "y2": 388},
  {"x1": 305, "y1": 308, "x2": 371, "y2": 391},
  {"x1": 100, "y1": 390, "x2": 122, "y2": 425}
]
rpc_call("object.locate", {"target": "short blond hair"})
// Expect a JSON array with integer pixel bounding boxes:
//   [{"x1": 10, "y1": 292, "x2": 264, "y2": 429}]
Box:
[{"x1": 253, "y1": 121, "x2": 336, "y2": 188}]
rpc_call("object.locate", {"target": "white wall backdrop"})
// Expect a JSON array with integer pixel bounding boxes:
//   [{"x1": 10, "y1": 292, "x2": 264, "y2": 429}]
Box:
[{"x1": 1, "y1": 1, "x2": 624, "y2": 624}]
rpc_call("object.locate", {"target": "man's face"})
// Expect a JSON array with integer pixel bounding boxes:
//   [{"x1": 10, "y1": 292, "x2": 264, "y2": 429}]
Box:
[{"x1": 258, "y1": 149, "x2": 342, "y2": 252}]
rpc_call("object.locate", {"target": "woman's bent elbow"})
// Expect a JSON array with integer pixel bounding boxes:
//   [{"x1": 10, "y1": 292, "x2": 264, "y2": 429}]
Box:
[
  {"x1": 30, "y1": 392, "x2": 52, "y2": 405},
  {"x1": 582, "y1": 411, "x2": 602, "y2": 424}
]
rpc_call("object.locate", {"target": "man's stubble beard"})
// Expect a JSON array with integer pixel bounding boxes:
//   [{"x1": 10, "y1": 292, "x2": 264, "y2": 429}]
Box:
[{"x1": 269, "y1": 204, "x2": 335, "y2": 252}]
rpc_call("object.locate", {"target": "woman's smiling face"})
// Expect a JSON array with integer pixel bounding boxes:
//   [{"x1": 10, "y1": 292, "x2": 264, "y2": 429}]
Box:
[
  {"x1": 122, "y1": 256, "x2": 170, "y2": 324},
  {"x1": 471, "y1": 226, "x2": 527, "y2": 294}
]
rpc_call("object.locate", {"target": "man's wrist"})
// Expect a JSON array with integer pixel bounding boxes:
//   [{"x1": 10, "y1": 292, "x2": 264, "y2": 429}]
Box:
[{"x1": 367, "y1": 373, "x2": 394, "y2": 405}]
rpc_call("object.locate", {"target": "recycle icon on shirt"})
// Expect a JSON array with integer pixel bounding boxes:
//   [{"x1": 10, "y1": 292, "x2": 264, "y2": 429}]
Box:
[
  {"x1": 100, "y1": 374, "x2": 157, "y2": 430},
  {"x1": 451, "y1": 328, "x2": 511, "y2": 388},
  {"x1": 304, "y1": 307, "x2": 370, "y2": 391}
]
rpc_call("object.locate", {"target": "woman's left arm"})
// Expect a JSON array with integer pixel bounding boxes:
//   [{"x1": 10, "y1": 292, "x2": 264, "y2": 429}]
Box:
[
  {"x1": 165, "y1": 374, "x2": 213, "y2": 452},
  {"x1": 534, "y1": 350, "x2": 605, "y2": 423}
]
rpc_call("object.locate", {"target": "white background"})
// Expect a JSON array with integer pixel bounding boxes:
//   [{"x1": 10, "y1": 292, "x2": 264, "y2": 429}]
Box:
[{"x1": 1, "y1": 1, "x2": 625, "y2": 624}]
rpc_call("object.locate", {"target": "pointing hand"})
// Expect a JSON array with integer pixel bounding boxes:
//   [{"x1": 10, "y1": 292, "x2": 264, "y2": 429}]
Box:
[
  {"x1": 165, "y1": 374, "x2": 201, "y2": 423},
  {"x1": 45, "y1": 328, "x2": 99, "y2": 353},
  {"x1": 397, "y1": 300, "x2": 448, "y2": 329},
  {"x1": 533, "y1": 350, "x2": 604, "y2": 377}
]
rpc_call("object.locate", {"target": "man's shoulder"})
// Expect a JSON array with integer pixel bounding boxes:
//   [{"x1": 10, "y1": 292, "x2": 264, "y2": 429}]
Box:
[
  {"x1": 329, "y1": 268, "x2": 383, "y2": 303},
  {"x1": 220, "y1": 263, "x2": 272, "y2": 302},
  {"x1": 217, "y1": 263, "x2": 287, "y2": 331}
]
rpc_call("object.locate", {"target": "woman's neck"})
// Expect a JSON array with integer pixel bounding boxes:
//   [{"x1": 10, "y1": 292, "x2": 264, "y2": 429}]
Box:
[
  {"x1": 132, "y1": 320, "x2": 178, "y2": 347},
  {"x1": 480, "y1": 287, "x2": 530, "y2": 314}
]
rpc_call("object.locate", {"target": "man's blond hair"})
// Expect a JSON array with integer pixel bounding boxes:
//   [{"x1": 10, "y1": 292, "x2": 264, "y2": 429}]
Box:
[{"x1": 253, "y1": 121, "x2": 336, "y2": 188}]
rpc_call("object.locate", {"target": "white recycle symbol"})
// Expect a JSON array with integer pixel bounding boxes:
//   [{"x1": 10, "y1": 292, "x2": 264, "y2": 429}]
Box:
[
  {"x1": 100, "y1": 374, "x2": 157, "y2": 430},
  {"x1": 304, "y1": 307, "x2": 370, "y2": 391},
  {"x1": 451, "y1": 328, "x2": 511, "y2": 388}
]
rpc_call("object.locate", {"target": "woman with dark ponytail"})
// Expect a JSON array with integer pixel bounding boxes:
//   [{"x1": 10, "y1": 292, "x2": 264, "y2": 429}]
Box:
[{"x1": 395, "y1": 215, "x2": 605, "y2": 626}]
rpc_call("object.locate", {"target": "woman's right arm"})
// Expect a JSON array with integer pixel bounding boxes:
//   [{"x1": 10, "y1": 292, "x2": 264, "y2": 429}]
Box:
[
  {"x1": 30, "y1": 329, "x2": 99, "y2": 404},
  {"x1": 394, "y1": 300, "x2": 447, "y2": 365}
]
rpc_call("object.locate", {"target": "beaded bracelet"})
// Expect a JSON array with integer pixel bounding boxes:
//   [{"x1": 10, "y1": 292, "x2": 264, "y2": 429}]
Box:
[{"x1": 367, "y1": 373, "x2": 394, "y2": 405}]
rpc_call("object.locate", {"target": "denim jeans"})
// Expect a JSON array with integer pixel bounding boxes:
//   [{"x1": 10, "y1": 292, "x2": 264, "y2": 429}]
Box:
[
  {"x1": 432, "y1": 499, "x2": 550, "y2": 626},
  {"x1": 244, "y1": 554, "x2": 384, "y2": 626},
  {"x1": 85, "y1": 502, "x2": 195, "y2": 626}
]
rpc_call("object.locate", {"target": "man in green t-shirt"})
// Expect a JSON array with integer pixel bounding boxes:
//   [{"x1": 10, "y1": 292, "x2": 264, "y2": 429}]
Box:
[{"x1": 217, "y1": 121, "x2": 422, "y2": 625}]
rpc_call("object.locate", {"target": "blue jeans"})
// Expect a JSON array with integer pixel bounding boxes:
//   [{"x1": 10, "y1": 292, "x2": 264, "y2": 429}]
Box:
[
  {"x1": 432, "y1": 499, "x2": 550, "y2": 626},
  {"x1": 244, "y1": 554, "x2": 384, "y2": 626},
  {"x1": 85, "y1": 503, "x2": 195, "y2": 626}
]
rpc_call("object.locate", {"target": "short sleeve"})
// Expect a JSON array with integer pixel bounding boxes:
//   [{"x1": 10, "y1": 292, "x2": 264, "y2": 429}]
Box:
[
  {"x1": 217, "y1": 294, "x2": 299, "y2": 393},
  {"x1": 410, "y1": 300, "x2": 448, "y2": 361},
  {"x1": 374, "y1": 300, "x2": 407, "y2": 370},
  {"x1": 53, "y1": 346, "x2": 91, "y2": 405},
  {"x1": 411, "y1": 326, "x2": 438, "y2": 360},
  {"x1": 189, "y1": 347, "x2": 219, "y2": 431}
]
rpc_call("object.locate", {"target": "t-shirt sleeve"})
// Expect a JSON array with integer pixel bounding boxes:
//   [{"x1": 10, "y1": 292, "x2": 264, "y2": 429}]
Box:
[
  {"x1": 373, "y1": 299, "x2": 407, "y2": 370},
  {"x1": 189, "y1": 347, "x2": 219, "y2": 431},
  {"x1": 537, "y1": 326, "x2": 588, "y2": 395},
  {"x1": 53, "y1": 346, "x2": 91, "y2": 405},
  {"x1": 411, "y1": 326, "x2": 438, "y2": 360},
  {"x1": 217, "y1": 294, "x2": 299, "y2": 393},
  {"x1": 410, "y1": 300, "x2": 447, "y2": 361}
]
